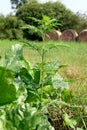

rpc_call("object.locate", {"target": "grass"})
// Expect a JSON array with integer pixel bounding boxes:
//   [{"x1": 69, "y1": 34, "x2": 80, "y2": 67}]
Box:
[
  {"x1": 24, "y1": 41, "x2": 87, "y2": 98},
  {"x1": 0, "y1": 39, "x2": 22, "y2": 56},
  {"x1": 0, "y1": 39, "x2": 87, "y2": 103},
  {"x1": 0, "y1": 39, "x2": 87, "y2": 128}
]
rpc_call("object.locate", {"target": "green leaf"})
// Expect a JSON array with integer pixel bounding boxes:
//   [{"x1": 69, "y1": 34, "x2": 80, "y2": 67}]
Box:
[
  {"x1": 19, "y1": 67, "x2": 33, "y2": 85},
  {"x1": 37, "y1": 115, "x2": 55, "y2": 130},
  {"x1": 33, "y1": 68, "x2": 40, "y2": 84},
  {"x1": 77, "y1": 128, "x2": 83, "y2": 130},
  {"x1": 5, "y1": 44, "x2": 30, "y2": 72},
  {"x1": 63, "y1": 112, "x2": 77, "y2": 129},
  {"x1": 26, "y1": 90, "x2": 39, "y2": 103},
  {"x1": 19, "y1": 67, "x2": 39, "y2": 90},
  {"x1": 19, "y1": 105, "x2": 41, "y2": 130},
  {"x1": 0, "y1": 67, "x2": 16, "y2": 106},
  {"x1": 22, "y1": 15, "x2": 59, "y2": 40},
  {"x1": 62, "y1": 89, "x2": 74, "y2": 102},
  {"x1": 44, "y1": 61, "x2": 60, "y2": 75},
  {"x1": 52, "y1": 73, "x2": 69, "y2": 89}
]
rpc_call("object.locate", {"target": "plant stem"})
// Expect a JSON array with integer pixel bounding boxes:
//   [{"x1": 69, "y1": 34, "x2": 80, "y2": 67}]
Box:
[
  {"x1": 82, "y1": 118, "x2": 87, "y2": 129},
  {"x1": 40, "y1": 47, "x2": 45, "y2": 107}
]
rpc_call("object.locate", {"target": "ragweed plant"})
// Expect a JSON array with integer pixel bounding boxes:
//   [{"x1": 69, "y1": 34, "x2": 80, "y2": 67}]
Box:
[{"x1": 22, "y1": 15, "x2": 69, "y2": 106}]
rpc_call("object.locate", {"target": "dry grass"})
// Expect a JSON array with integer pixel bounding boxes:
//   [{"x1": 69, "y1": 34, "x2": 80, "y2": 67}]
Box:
[{"x1": 65, "y1": 66, "x2": 80, "y2": 79}]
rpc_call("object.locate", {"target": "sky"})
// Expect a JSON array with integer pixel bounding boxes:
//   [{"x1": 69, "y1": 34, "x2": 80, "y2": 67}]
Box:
[{"x1": 0, "y1": 0, "x2": 87, "y2": 16}]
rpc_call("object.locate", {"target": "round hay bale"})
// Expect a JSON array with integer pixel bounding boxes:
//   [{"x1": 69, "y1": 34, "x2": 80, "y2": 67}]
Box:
[
  {"x1": 77, "y1": 29, "x2": 87, "y2": 42},
  {"x1": 44, "y1": 30, "x2": 61, "y2": 41},
  {"x1": 61, "y1": 29, "x2": 78, "y2": 41}
]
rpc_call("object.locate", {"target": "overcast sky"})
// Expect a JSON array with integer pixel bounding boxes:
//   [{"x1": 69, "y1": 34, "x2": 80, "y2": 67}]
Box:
[{"x1": 0, "y1": 0, "x2": 87, "y2": 16}]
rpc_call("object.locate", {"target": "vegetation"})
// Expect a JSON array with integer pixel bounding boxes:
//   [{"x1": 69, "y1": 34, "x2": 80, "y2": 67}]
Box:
[
  {"x1": 0, "y1": 15, "x2": 87, "y2": 129},
  {"x1": 0, "y1": 40, "x2": 87, "y2": 95},
  {"x1": 0, "y1": 0, "x2": 87, "y2": 128},
  {"x1": 0, "y1": 41, "x2": 87, "y2": 130},
  {"x1": 16, "y1": 0, "x2": 78, "y2": 31},
  {"x1": 0, "y1": 0, "x2": 87, "y2": 40},
  {"x1": 16, "y1": 0, "x2": 87, "y2": 32},
  {"x1": 0, "y1": 15, "x2": 24, "y2": 39},
  {"x1": 0, "y1": 16, "x2": 73, "y2": 129}
]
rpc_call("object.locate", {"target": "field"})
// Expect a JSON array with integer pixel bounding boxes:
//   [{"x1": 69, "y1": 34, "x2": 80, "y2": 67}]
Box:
[
  {"x1": 24, "y1": 41, "x2": 87, "y2": 94},
  {"x1": 0, "y1": 40, "x2": 87, "y2": 93},
  {"x1": 0, "y1": 39, "x2": 87, "y2": 129}
]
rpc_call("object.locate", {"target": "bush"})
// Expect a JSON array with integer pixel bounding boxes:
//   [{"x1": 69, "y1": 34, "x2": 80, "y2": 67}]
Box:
[{"x1": 0, "y1": 15, "x2": 24, "y2": 40}]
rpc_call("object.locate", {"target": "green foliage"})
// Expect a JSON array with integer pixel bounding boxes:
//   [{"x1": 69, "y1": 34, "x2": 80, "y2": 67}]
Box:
[
  {"x1": 0, "y1": 15, "x2": 24, "y2": 40},
  {"x1": 0, "y1": 67, "x2": 16, "y2": 105},
  {"x1": 1, "y1": 1, "x2": 87, "y2": 40},
  {"x1": 16, "y1": 0, "x2": 42, "y2": 21},
  {"x1": 0, "y1": 43, "x2": 56, "y2": 129},
  {"x1": 74, "y1": 12, "x2": 87, "y2": 32},
  {"x1": 0, "y1": 15, "x2": 6, "y2": 39},
  {"x1": 16, "y1": 0, "x2": 87, "y2": 33},
  {"x1": 0, "y1": 15, "x2": 5, "y2": 31},
  {"x1": 4, "y1": 103, "x2": 54, "y2": 130},
  {"x1": 21, "y1": 30, "x2": 77, "y2": 130},
  {"x1": 22, "y1": 15, "x2": 58, "y2": 40},
  {"x1": 0, "y1": 42, "x2": 86, "y2": 129},
  {"x1": 63, "y1": 112, "x2": 77, "y2": 129},
  {"x1": 0, "y1": 15, "x2": 86, "y2": 129},
  {"x1": 5, "y1": 44, "x2": 28, "y2": 71}
]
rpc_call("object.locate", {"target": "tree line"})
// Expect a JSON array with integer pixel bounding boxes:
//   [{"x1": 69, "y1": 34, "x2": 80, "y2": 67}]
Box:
[{"x1": 0, "y1": 0, "x2": 87, "y2": 40}]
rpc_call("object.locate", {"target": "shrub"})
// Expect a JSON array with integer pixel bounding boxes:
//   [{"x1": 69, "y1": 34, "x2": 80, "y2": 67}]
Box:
[{"x1": 0, "y1": 15, "x2": 24, "y2": 40}]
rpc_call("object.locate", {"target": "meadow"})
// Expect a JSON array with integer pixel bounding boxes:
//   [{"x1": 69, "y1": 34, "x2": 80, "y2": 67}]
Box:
[
  {"x1": 0, "y1": 39, "x2": 87, "y2": 93},
  {"x1": 0, "y1": 39, "x2": 87, "y2": 129}
]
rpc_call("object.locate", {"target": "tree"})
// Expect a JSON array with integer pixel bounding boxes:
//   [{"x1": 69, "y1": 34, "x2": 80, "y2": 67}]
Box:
[
  {"x1": 16, "y1": 1, "x2": 74, "y2": 30},
  {"x1": 16, "y1": 0, "x2": 42, "y2": 23},
  {"x1": 10, "y1": 0, "x2": 29, "y2": 9},
  {"x1": 16, "y1": 0, "x2": 87, "y2": 33},
  {"x1": 0, "y1": 15, "x2": 24, "y2": 39},
  {"x1": 0, "y1": 15, "x2": 6, "y2": 39}
]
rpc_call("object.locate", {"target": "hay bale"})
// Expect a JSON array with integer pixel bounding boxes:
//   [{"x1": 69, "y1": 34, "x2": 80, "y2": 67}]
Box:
[
  {"x1": 44, "y1": 30, "x2": 61, "y2": 41},
  {"x1": 61, "y1": 29, "x2": 78, "y2": 41},
  {"x1": 77, "y1": 29, "x2": 87, "y2": 42}
]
